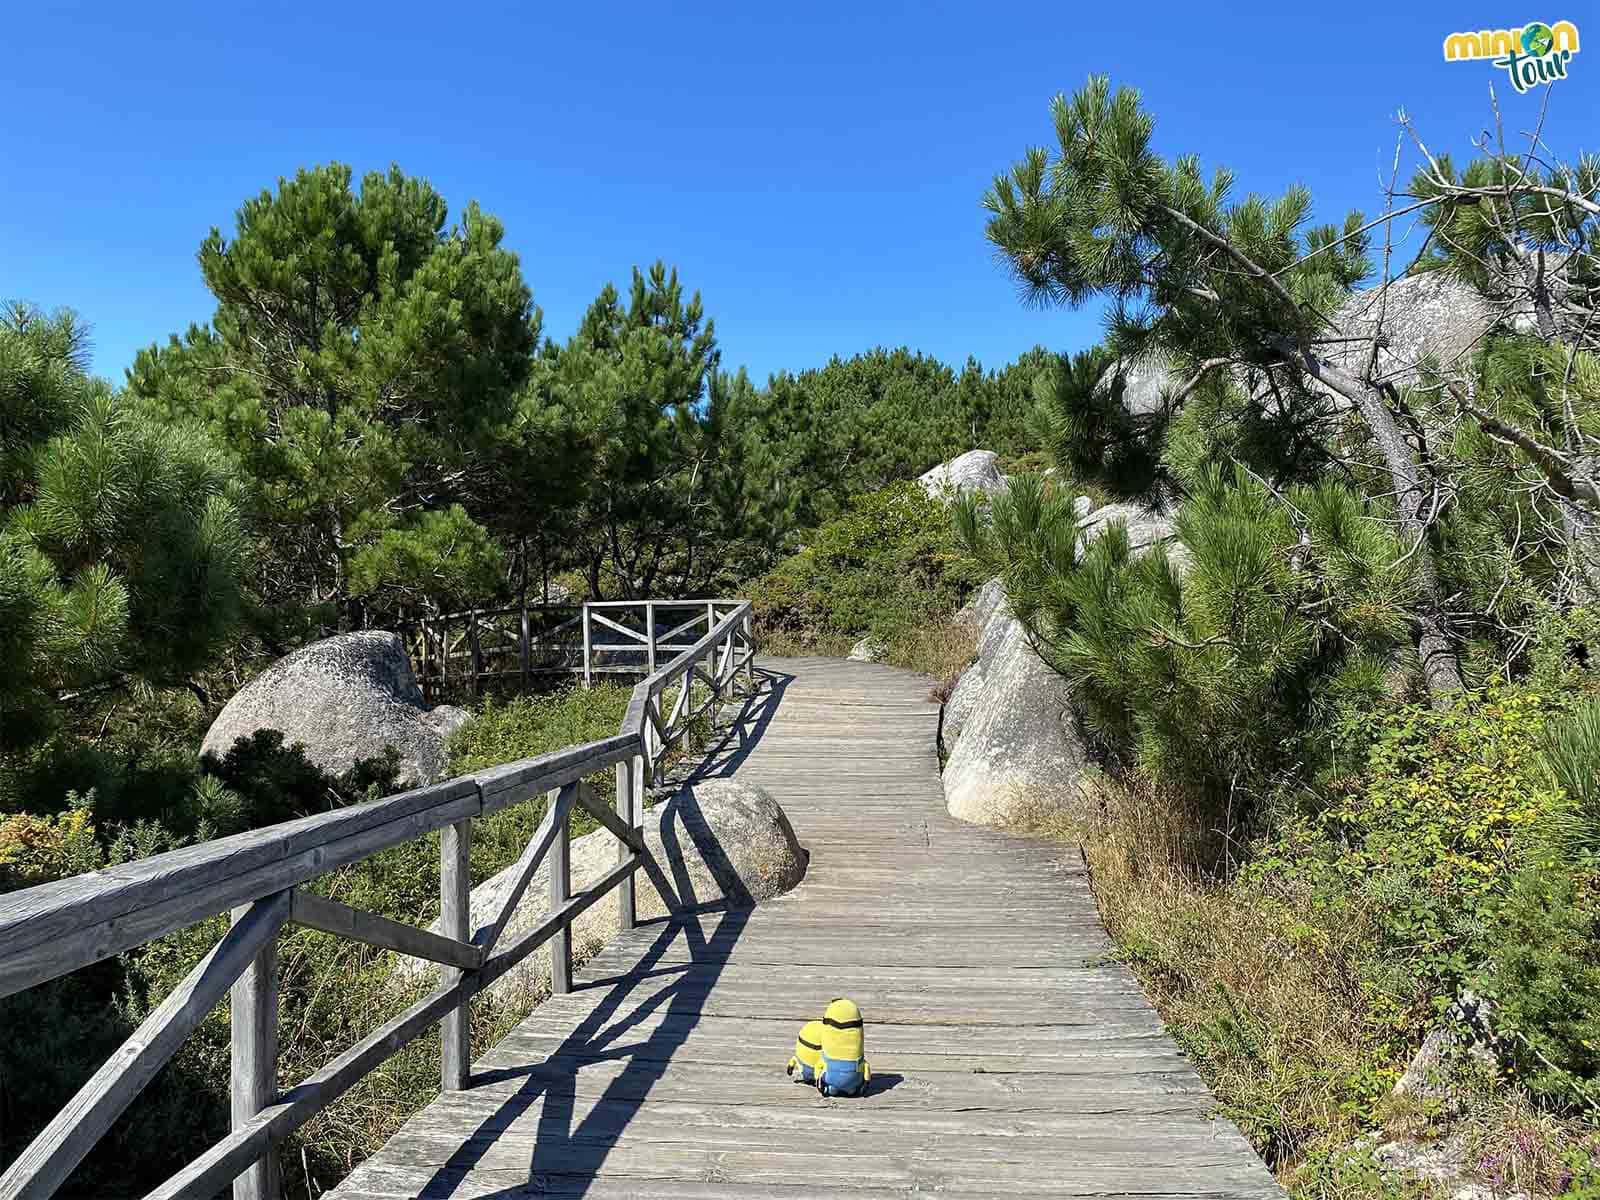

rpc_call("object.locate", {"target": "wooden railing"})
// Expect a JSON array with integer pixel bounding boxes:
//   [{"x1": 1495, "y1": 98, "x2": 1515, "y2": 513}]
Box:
[
  {"x1": 406, "y1": 599, "x2": 750, "y2": 700},
  {"x1": 0, "y1": 602, "x2": 756, "y2": 1200}
]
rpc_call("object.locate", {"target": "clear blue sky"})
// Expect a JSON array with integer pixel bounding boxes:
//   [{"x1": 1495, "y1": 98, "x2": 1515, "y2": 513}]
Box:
[{"x1": 5, "y1": 2, "x2": 1594, "y2": 386}]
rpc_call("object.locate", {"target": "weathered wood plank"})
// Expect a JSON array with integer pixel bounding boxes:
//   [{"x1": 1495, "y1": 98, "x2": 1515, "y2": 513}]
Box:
[
  {"x1": 438, "y1": 818, "x2": 473, "y2": 1092},
  {"x1": 0, "y1": 780, "x2": 478, "y2": 996},
  {"x1": 230, "y1": 898, "x2": 282, "y2": 1200},
  {"x1": 472, "y1": 786, "x2": 575, "y2": 955},
  {"x1": 549, "y1": 794, "x2": 572, "y2": 995},
  {"x1": 289, "y1": 888, "x2": 481, "y2": 971}
]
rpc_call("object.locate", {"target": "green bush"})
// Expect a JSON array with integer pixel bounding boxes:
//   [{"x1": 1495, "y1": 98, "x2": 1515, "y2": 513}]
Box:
[
  {"x1": 749, "y1": 479, "x2": 979, "y2": 649},
  {"x1": 449, "y1": 683, "x2": 631, "y2": 781},
  {"x1": 1479, "y1": 696, "x2": 1600, "y2": 1113},
  {"x1": 960, "y1": 465, "x2": 1415, "y2": 814},
  {"x1": 199, "y1": 729, "x2": 404, "y2": 830},
  {"x1": 1253, "y1": 691, "x2": 1563, "y2": 1039}
]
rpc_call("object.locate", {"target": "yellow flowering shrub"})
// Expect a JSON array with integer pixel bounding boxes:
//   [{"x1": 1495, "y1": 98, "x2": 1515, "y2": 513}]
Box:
[{"x1": 0, "y1": 801, "x2": 101, "y2": 891}]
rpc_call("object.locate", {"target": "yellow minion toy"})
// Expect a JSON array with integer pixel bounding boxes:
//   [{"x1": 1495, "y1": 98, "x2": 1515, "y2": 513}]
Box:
[
  {"x1": 785, "y1": 1019, "x2": 825, "y2": 1085},
  {"x1": 815, "y1": 997, "x2": 870, "y2": 1097}
]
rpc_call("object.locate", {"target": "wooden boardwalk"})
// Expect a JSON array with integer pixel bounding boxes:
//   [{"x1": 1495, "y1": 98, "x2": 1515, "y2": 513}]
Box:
[{"x1": 330, "y1": 658, "x2": 1281, "y2": 1200}]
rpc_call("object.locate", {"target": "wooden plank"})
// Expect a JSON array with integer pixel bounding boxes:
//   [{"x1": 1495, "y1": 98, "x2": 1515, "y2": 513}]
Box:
[
  {"x1": 476, "y1": 857, "x2": 639, "y2": 992},
  {"x1": 0, "y1": 781, "x2": 481, "y2": 999},
  {"x1": 0, "y1": 890, "x2": 288, "y2": 1200},
  {"x1": 230, "y1": 899, "x2": 282, "y2": 1200},
  {"x1": 472, "y1": 786, "x2": 575, "y2": 954},
  {"x1": 289, "y1": 889, "x2": 481, "y2": 971},
  {"x1": 550, "y1": 790, "x2": 571, "y2": 995},
  {"x1": 471, "y1": 734, "x2": 635, "y2": 815},
  {"x1": 438, "y1": 817, "x2": 472, "y2": 1093},
  {"x1": 587, "y1": 611, "x2": 648, "y2": 642},
  {"x1": 581, "y1": 604, "x2": 592, "y2": 688},
  {"x1": 614, "y1": 761, "x2": 636, "y2": 931}
]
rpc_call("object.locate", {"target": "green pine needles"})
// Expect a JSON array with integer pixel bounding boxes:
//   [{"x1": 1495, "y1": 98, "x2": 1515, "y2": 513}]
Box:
[
  {"x1": 0, "y1": 304, "x2": 246, "y2": 754},
  {"x1": 958, "y1": 466, "x2": 1416, "y2": 810}
]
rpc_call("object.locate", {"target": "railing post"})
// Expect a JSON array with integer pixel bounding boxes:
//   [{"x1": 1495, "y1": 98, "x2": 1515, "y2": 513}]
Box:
[
  {"x1": 616, "y1": 758, "x2": 637, "y2": 932},
  {"x1": 440, "y1": 817, "x2": 472, "y2": 1091},
  {"x1": 520, "y1": 598, "x2": 531, "y2": 687},
  {"x1": 582, "y1": 605, "x2": 593, "y2": 690},
  {"x1": 645, "y1": 602, "x2": 656, "y2": 676},
  {"x1": 744, "y1": 610, "x2": 755, "y2": 689},
  {"x1": 550, "y1": 787, "x2": 572, "y2": 993},
  {"x1": 469, "y1": 610, "x2": 484, "y2": 697},
  {"x1": 231, "y1": 902, "x2": 282, "y2": 1200}
]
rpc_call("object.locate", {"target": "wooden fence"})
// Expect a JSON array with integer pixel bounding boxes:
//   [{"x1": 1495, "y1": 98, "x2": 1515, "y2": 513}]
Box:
[
  {"x1": 0, "y1": 601, "x2": 756, "y2": 1200},
  {"x1": 405, "y1": 599, "x2": 750, "y2": 700}
]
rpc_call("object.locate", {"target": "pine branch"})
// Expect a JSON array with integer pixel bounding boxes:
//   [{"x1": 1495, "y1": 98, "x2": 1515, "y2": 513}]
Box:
[{"x1": 1454, "y1": 386, "x2": 1600, "y2": 509}]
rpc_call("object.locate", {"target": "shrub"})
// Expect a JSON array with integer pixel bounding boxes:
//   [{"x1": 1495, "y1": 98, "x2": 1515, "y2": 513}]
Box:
[
  {"x1": 959, "y1": 465, "x2": 1415, "y2": 816},
  {"x1": 749, "y1": 479, "x2": 979, "y2": 650},
  {"x1": 0, "y1": 797, "x2": 100, "y2": 889},
  {"x1": 1275, "y1": 691, "x2": 1563, "y2": 1038},
  {"x1": 199, "y1": 729, "x2": 404, "y2": 828}
]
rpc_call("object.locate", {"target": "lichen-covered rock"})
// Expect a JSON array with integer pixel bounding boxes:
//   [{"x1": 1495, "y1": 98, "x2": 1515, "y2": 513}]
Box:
[
  {"x1": 918, "y1": 450, "x2": 1007, "y2": 500},
  {"x1": 1076, "y1": 501, "x2": 1179, "y2": 557},
  {"x1": 943, "y1": 615, "x2": 1088, "y2": 828},
  {"x1": 201, "y1": 632, "x2": 464, "y2": 786},
  {"x1": 848, "y1": 636, "x2": 885, "y2": 663},
  {"x1": 404, "y1": 778, "x2": 806, "y2": 1004},
  {"x1": 941, "y1": 504, "x2": 1183, "y2": 826},
  {"x1": 942, "y1": 656, "x2": 986, "y2": 745},
  {"x1": 955, "y1": 577, "x2": 1007, "y2": 631},
  {"x1": 1093, "y1": 273, "x2": 1495, "y2": 412},
  {"x1": 1327, "y1": 272, "x2": 1498, "y2": 390},
  {"x1": 945, "y1": 578, "x2": 1011, "y2": 745}
]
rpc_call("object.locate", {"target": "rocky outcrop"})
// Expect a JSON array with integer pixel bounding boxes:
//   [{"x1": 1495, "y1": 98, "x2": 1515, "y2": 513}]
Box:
[
  {"x1": 943, "y1": 500, "x2": 1180, "y2": 828},
  {"x1": 1394, "y1": 991, "x2": 1499, "y2": 1100},
  {"x1": 918, "y1": 449, "x2": 1007, "y2": 500},
  {"x1": 403, "y1": 778, "x2": 806, "y2": 1004},
  {"x1": 1327, "y1": 271, "x2": 1499, "y2": 390},
  {"x1": 943, "y1": 611, "x2": 1088, "y2": 828},
  {"x1": 202, "y1": 632, "x2": 468, "y2": 787},
  {"x1": 1077, "y1": 500, "x2": 1182, "y2": 558}
]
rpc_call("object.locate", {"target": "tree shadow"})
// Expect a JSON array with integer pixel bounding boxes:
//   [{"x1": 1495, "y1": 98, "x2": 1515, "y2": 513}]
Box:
[{"x1": 409, "y1": 666, "x2": 798, "y2": 1198}]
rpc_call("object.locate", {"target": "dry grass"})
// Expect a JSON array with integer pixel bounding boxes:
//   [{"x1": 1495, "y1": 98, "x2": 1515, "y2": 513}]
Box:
[
  {"x1": 884, "y1": 616, "x2": 977, "y2": 700},
  {"x1": 754, "y1": 626, "x2": 853, "y2": 659}
]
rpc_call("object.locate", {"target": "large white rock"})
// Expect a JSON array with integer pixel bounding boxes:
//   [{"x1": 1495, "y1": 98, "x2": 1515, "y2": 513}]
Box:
[
  {"x1": 402, "y1": 778, "x2": 806, "y2": 1004},
  {"x1": 847, "y1": 636, "x2": 885, "y2": 663},
  {"x1": 943, "y1": 614, "x2": 1088, "y2": 828},
  {"x1": 201, "y1": 632, "x2": 467, "y2": 787},
  {"x1": 918, "y1": 450, "x2": 1007, "y2": 500},
  {"x1": 942, "y1": 506, "x2": 1181, "y2": 828}
]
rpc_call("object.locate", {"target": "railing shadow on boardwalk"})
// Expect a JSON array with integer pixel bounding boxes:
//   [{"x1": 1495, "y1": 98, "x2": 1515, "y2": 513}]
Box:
[{"x1": 413, "y1": 665, "x2": 798, "y2": 1199}]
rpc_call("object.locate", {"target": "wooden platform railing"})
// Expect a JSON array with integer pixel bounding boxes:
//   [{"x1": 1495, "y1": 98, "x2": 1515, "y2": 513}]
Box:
[
  {"x1": 405, "y1": 599, "x2": 750, "y2": 700},
  {"x1": 0, "y1": 602, "x2": 756, "y2": 1200}
]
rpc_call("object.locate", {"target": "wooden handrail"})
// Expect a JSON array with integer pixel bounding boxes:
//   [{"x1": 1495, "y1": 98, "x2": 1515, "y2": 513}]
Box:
[
  {"x1": 0, "y1": 600, "x2": 755, "y2": 1200},
  {"x1": 406, "y1": 598, "x2": 751, "y2": 701}
]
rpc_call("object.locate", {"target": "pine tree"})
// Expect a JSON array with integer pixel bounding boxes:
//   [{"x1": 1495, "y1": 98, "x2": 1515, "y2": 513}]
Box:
[
  {"x1": 957, "y1": 466, "x2": 1414, "y2": 808},
  {"x1": 983, "y1": 77, "x2": 1464, "y2": 697},
  {"x1": 550, "y1": 263, "x2": 721, "y2": 598},
  {"x1": 0, "y1": 304, "x2": 246, "y2": 755},
  {"x1": 127, "y1": 164, "x2": 539, "y2": 628}
]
